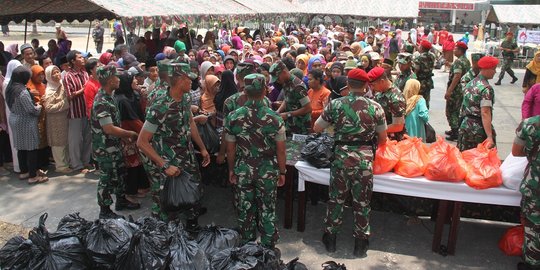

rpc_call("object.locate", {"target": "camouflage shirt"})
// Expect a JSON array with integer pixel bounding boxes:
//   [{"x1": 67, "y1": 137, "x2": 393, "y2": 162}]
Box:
[
  {"x1": 460, "y1": 68, "x2": 478, "y2": 90},
  {"x1": 317, "y1": 93, "x2": 387, "y2": 143},
  {"x1": 91, "y1": 88, "x2": 123, "y2": 163},
  {"x1": 146, "y1": 81, "x2": 170, "y2": 108},
  {"x1": 459, "y1": 75, "x2": 494, "y2": 119},
  {"x1": 413, "y1": 51, "x2": 436, "y2": 81},
  {"x1": 501, "y1": 39, "x2": 517, "y2": 59},
  {"x1": 142, "y1": 90, "x2": 198, "y2": 172},
  {"x1": 223, "y1": 92, "x2": 271, "y2": 118},
  {"x1": 515, "y1": 116, "x2": 540, "y2": 222},
  {"x1": 448, "y1": 55, "x2": 471, "y2": 92},
  {"x1": 393, "y1": 69, "x2": 417, "y2": 92},
  {"x1": 282, "y1": 74, "x2": 311, "y2": 134},
  {"x1": 373, "y1": 86, "x2": 406, "y2": 126},
  {"x1": 224, "y1": 100, "x2": 286, "y2": 169}
]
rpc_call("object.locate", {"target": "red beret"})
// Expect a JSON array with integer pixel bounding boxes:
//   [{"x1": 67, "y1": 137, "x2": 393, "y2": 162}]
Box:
[
  {"x1": 456, "y1": 41, "x2": 468, "y2": 50},
  {"x1": 506, "y1": 32, "x2": 514, "y2": 36},
  {"x1": 368, "y1": 67, "x2": 385, "y2": 82},
  {"x1": 420, "y1": 39, "x2": 432, "y2": 50},
  {"x1": 347, "y1": 68, "x2": 370, "y2": 82},
  {"x1": 477, "y1": 56, "x2": 499, "y2": 69}
]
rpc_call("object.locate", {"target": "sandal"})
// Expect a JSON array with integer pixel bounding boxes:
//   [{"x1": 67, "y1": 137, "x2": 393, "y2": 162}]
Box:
[
  {"x1": 37, "y1": 176, "x2": 49, "y2": 183},
  {"x1": 28, "y1": 177, "x2": 40, "y2": 185}
]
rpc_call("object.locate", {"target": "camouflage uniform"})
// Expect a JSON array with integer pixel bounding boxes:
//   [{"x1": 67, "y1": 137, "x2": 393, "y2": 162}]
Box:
[
  {"x1": 497, "y1": 39, "x2": 518, "y2": 83},
  {"x1": 393, "y1": 69, "x2": 417, "y2": 92},
  {"x1": 446, "y1": 54, "x2": 471, "y2": 132},
  {"x1": 142, "y1": 90, "x2": 201, "y2": 221},
  {"x1": 373, "y1": 86, "x2": 406, "y2": 141},
  {"x1": 91, "y1": 88, "x2": 126, "y2": 207},
  {"x1": 457, "y1": 75, "x2": 496, "y2": 151},
  {"x1": 460, "y1": 68, "x2": 477, "y2": 90},
  {"x1": 315, "y1": 93, "x2": 387, "y2": 239},
  {"x1": 413, "y1": 51, "x2": 436, "y2": 108},
  {"x1": 281, "y1": 75, "x2": 311, "y2": 134},
  {"x1": 224, "y1": 74, "x2": 286, "y2": 247},
  {"x1": 515, "y1": 116, "x2": 540, "y2": 267}
]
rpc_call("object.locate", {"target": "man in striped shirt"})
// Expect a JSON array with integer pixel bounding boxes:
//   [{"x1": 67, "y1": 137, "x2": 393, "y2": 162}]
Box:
[{"x1": 63, "y1": 50, "x2": 92, "y2": 172}]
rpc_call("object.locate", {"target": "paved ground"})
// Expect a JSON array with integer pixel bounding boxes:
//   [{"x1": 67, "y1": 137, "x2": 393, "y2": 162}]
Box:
[{"x1": 0, "y1": 30, "x2": 527, "y2": 269}]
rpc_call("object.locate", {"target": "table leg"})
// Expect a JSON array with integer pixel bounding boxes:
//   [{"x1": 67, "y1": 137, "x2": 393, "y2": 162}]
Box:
[
  {"x1": 297, "y1": 190, "x2": 306, "y2": 232},
  {"x1": 432, "y1": 200, "x2": 449, "y2": 253},
  {"x1": 447, "y1": 202, "x2": 462, "y2": 255},
  {"x1": 283, "y1": 165, "x2": 295, "y2": 229}
]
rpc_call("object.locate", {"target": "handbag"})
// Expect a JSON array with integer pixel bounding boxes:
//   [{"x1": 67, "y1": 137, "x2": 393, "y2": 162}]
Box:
[{"x1": 424, "y1": 122, "x2": 436, "y2": 143}]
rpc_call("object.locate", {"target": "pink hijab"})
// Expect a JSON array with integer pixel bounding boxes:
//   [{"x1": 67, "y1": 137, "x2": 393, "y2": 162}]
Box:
[{"x1": 6, "y1": 44, "x2": 18, "y2": 57}]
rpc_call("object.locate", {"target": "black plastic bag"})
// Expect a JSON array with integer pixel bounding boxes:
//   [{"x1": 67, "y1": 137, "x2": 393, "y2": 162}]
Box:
[
  {"x1": 167, "y1": 222, "x2": 209, "y2": 270},
  {"x1": 321, "y1": 261, "x2": 347, "y2": 270},
  {"x1": 50, "y1": 212, "x2": 92, "y2": 242},
  {"x1": 238, "y1": 242, "x2": 281, "y2": 270},
  {"x1": 27, "y1": 213, "x2": 91, "y2": 270},
  {"x1": 301, "y1": 133, "x2": 334, "y2": 168},
  {"x1": 281, "y1": 257, "x2": 308, "y2": 270},
  {"x1": 197, "y1": 122, "x2": 220, "y2": 154},
  {"x1": 424, "y1": 122, "x2": 436, "y2": 143},
  {"x1": 210, "y1": 247, "x2": 259, "y2": 270},
  {"x1": 196, "y1": 225, "x2": 241, "y2": 259},
  {"x1": 160, "y1": 171, "x2": 201, "y2": 212},
  {"x1": 85, "y1": 218, "x2": 138, "y2": 269},
  {"x1": 0, "y1": 236, "x2": 37, "y2": 270}
]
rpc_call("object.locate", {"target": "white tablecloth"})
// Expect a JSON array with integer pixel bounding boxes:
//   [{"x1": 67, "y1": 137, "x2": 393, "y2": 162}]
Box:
[{"x1": 295, "y1": 161, "x2": 521, "y2": 207}]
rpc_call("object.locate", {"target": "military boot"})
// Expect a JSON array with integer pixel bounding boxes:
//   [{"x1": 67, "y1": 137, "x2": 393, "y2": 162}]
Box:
[
  {"x1": 99, "y1": 206, "x2": 125, "y2": 219},
  {"x1": 322, "y1": 232, "x2": 336, "y2": 253},
  {"x1": 495, "y1": 79, "x2": 502, "y2": 85},
  {"x1": 353, "y1": 238, "x2": 369, "y2": 258},
  {"x1": 115, "y1": 196, "x2": 141, "y2": 211},
  {"x1": 511, "y1": 76, "x2": 519, "y2": 84},
  {"x1": 445, "y1": 129, "x2": 458, "y2": 141}
]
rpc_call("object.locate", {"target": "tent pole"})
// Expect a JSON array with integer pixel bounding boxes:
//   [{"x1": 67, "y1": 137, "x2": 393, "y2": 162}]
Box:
[
  {"x1": 137, "y1": 19, "x2": 141, "y2": 37},
  {"x1": 187, "y1": 22, "x2": 194, "y2": 50},
  {"x1": 24, "y1": 19, "x2": 28, "y2": 43},
  {"x1": 121, "y1": 17, "x2": 129, "y2": 50},
  {"x1": 86, "y1": 20, "x2": 92, "y2": 53}
]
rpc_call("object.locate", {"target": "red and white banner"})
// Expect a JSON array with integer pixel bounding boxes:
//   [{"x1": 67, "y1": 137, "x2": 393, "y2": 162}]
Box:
[{"x1": 419, "y1": 2, "x2": 475, "y2": 11}]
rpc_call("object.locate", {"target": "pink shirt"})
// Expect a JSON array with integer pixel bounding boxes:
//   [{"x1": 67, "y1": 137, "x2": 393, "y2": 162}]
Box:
[{"x1": 522, "y1": 84, "x2": 540, "y2": 119}]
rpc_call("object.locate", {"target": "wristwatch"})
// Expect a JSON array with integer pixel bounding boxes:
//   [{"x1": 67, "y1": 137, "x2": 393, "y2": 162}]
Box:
[
  {"x1": 280, "y1": 170, "x2": 287, "y2": 176},
  {"x1": 287, "y1": 112, "x2": 292, "y2": 118},
  {"x1": 161, "y1": 161, "x2": 170, "y2": 171}
]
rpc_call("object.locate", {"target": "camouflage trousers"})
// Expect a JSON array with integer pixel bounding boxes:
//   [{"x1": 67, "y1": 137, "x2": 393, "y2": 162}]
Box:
[
  {"x1": 325, "y1": 160, "x2": 374, "y2": 239},
  {"x1": 237, "y1": 173, "x2": 279, "y2": 247},
  {"x1": 97, "y1": 160, "x2": 126, "y2": 207},
  {"x1": 457, "y1": 117, "x2": 496, "y2": 151},
  {"x1": 445, "y1": 87, "x2": 463, "y2": 131},
  {"x1": 498, "y1": 57, "x2": 516, "y2": 81},
  {"x1": 521, "y1": 183, "x2": 540, "y2": 266}
]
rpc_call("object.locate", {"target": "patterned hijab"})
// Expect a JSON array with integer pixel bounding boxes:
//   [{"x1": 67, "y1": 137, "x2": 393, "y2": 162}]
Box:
[{"x1": 403, "y1": 79, "x2": 422, "y2": 116}]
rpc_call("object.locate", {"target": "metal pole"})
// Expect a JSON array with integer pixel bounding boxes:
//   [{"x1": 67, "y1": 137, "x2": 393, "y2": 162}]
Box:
[
  {"x1": 24, "y1": 19, "x2": 28, "y2": 43},
  {"x1": 186, "y1": 22, "x2": 194, "y2": 49},
  {"x1": 85, "y1": 20, "x2": 92, "y2": 52},
  {"x1": 121, "y1": 17, "x2": 129, "y2": 50}
]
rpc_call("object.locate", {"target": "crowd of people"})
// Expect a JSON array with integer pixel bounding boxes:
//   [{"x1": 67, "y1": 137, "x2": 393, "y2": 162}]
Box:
[{"x1": 0, "y1": 20, "x2": 539, "y2": 269}]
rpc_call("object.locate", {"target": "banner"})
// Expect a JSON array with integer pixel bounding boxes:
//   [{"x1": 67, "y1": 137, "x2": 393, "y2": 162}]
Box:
[{"x1": 518, "y1": 29, "x2": 540, "y2": 44}]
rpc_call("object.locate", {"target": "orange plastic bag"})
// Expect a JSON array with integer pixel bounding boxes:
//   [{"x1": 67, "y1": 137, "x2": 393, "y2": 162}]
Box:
[
  {"x1": 424, "y1": 136, "x2": 468, "y2": 182},
  {"x1": 462, "y1": 140, "x2": 503, "y2": 189},
  {"x1": 394, "y1": 136, "x2": 429, "y2": 177},
  {"x1": 498, "y1": 225, "x2": 524, "y2": 256},
  {"x1": 373, "y1": 139, "x2": 400, "y2": 175}
]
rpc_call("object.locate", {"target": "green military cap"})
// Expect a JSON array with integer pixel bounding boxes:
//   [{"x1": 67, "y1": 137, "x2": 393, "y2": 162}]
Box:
[
  {"x1": 404, "y1": 43, "x2": 415, "y2": 54},
  {"x1": 96, "y1": 65, "x2": 117, "y2": 81},
  {"x1": 471, "y1": 53, "x2": 485, "y2": 62},
  {"x1": 269, "y1": 60, "x2": 288, "y2": 83},
  {"x1": 157, "y1": 59, "x2": 172, "y2": 74},
  {"x1": 236, "y1": 59, "x2": 256, "y2": 78},
  {"x1": 244, "y1": 73, "x2": 266, "y2": 95},
  {"x1": 397, "y1": 52, "x2": 413, "y2": 64},
  {"x1": 170, "y1": 62, "x2": 198, "y2": 80}
]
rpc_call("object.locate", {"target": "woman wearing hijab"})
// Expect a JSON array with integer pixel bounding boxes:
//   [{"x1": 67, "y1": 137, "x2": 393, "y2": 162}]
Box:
[
  {"x1": 213, "y1": 70, "x2": 237, "y2": 129},
  {"x1": 295, "y1": 54, "x2": 310, "y2": 76},
  {"x1": 115, "y1": 73, "x2": 150, "y2": 202},
  {"x1": 26, "y1": 65, "x2": 49, "y2": 171},
  {"x1": 523, "y1": 51, "x2": 540, "y2": 94},
  {"x1": 522, "y1": 83, "x2": 540, "y2": 119},
  {"x1": 6, "y1": 66, "x2": 46, "y2": 184},
  {"x1": 403, "y1": 79, "x2": 429, "y2": 141},
  {"x1": 42, "y1": 65, "x2": 70, "y2": 173},
  {"x1": 303, "y1": 55, "x2": 326, "y2": 86},
  {"x1": 5, "y1": 43, "x2": 18, "y2": 58},
  {"x1": 2, "y1": 60, "x2": 22, "y2": 173},
  {"x1": 200, "y1": 75, "x2": 220, "y2": 114}
]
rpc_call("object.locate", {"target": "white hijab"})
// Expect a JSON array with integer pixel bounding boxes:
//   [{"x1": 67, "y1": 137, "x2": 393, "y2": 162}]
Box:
[
  {"x1": 44, "y1": 65, "x2": 62, "y2": 96},
  {"x1": 2, "y1": 60, "x2": 22, "y2": 96}
]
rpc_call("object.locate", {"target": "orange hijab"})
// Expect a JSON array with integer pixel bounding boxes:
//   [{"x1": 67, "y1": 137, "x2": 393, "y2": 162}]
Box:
[
  {"x1": 27, "y1": 65, "x2": 46, "y2": 102},
  {"x1": 296, "y1": 54, "x2": 310, "y2": 76}
]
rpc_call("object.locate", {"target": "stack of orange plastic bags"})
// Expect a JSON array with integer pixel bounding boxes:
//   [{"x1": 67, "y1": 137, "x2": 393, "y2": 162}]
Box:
[{"x1": 372, "y1": 136, "x2": 503, "y2": 189}]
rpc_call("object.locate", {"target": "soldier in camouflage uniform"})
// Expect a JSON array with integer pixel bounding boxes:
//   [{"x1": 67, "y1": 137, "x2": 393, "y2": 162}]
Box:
[
  {"x1": 224, "y1": 74, "x2": 287, "y2": 249},
  {"x1": 457, "y1": 56, "x2": 499, "y2": 151},
  {"x1": 444, "y1": 41, "x2": 471, "y2": 141},
  {"x1": 91, "y1": 65, "x2": 140, "y2": 219},
  {"x1": 413, "y1": 40, "x2": 436, "y2": 108},
  {"x1": 369, "y1": 67, "x2": 406, "y2": 141},
  {"x1": 137, "y1": 63, "x2": 211, "y2": 228},
  {"x1": 393, "y1": 53, "x2": 417, "y2": 92},
  {"x1": 495, "y1": 32, "x2": 519, "y2": 86},
  {"x1": 513, "y1": 116, "x2": 540, "y2": 270},
  {"x1": 272, "y1": 60, "x2": 312, "y2": 134},
  {"x1": 460, "y1": 53, "x2": 485, "y2": 90},
  {"x1": 146, "y1": 59, "x2": 172, "y2": 106},
  {"x1": 314, "y1": 68, "x2": 387, "y2": 258}
]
